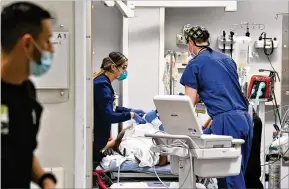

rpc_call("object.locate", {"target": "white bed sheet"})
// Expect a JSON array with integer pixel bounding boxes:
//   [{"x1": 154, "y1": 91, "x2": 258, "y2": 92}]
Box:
[{"x1": 100, "y1": 158, "x2": 172, "y2": 175}]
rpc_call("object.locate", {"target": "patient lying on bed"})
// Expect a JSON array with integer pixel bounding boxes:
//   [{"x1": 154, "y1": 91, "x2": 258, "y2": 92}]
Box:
[{"x1": 101, "y1": 110, "x2": 168, "y2": 168}]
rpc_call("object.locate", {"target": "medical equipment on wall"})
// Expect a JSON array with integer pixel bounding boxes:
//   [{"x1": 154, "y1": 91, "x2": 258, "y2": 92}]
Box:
[
  {"x1": 231, "y1": 22, "x2": 266, "y2": 37},
  {"x1": 255, "y1": 35, "x2": 278, "y2": 50},
  {"x1": 176, "y1": 34, "x2": 187, "y2": 45},
  {"x1": 217, "y1": 30, "x2": 236, "y2": 57},
  {"x1": 175, "y1": 52, "x2": 189, "y2": 68},
  {"x1": 255, "y1": 32, "x2": 279, "y2": 76},
  {"x1": 163, "y1": 50, "x2": 178, "y2": 95},
  {"x1": 231, "y1": 36, "x2": 252, "y2": 94},
  {"x1": 175, "y1": 24, "x2": 193, "y2": 46},
  {"x1": 102, "y1": 1, "x2": 134, "y2": 18}
]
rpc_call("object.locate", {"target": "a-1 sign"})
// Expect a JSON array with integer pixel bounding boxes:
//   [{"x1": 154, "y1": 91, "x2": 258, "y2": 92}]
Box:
[{"x1": 30, "y1": 31, "x2": 69, "y2": 89}]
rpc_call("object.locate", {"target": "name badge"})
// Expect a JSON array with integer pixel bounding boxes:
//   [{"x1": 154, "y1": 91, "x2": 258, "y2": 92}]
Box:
[
  {"x1": 1, "y1": 105, "x2": 9, "y2": 135},
  {"x1": 113, "y1": 95, "x2": 119, "y2": 111},
  {"x1": 195, "y1": 103, "x2": 206, "y2": 114}
]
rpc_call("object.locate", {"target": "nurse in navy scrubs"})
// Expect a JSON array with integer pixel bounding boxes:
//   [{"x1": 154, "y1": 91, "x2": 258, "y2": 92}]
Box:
[{"x1": 93, "y1": 52, "x2": 146, "y2": 165}]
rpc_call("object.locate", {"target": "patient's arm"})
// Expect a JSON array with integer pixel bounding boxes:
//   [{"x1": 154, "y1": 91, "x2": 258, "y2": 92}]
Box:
[
  {"x1": 153, "y1": 138, "x2": 168, "y2": 166},
  {"x1": 159, "y1": 156, "x2": 168, "y2": 166},
  {"x1": 101, "y1": 126, "x2": 132, "y2": 152},
  {"x1": 114, "y1": 126, "x2": 132, "y2": 148},
  {"x1": 113, "y1": 128, "x2": 168, "y2": 166},
  {"x1": 203, "y1": 117, "x2": 212, "y2": 129}
]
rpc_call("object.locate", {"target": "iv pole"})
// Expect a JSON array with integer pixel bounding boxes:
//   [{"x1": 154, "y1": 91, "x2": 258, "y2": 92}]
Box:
[
  {"x1": 165, "y1": 50, "x2": 175, "y2": 95},
  {"x1": 167, "y1": 50, "x2": 175, "y2": 95}
]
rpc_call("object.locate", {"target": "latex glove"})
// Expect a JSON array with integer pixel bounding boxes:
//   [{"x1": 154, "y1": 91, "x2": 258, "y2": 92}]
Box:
[
  {"x1": 131, "y1": 109, "x2": 146, "y2": 117},
  {"x1": 133, "y1": 113, "x2": 146, "y2": 124},
  {"x1": 144, "y1": 110, "x2": 158, "y2": 123},
  {"x1": 202, "y1": 126, "x2": 212, "y2": 134}
]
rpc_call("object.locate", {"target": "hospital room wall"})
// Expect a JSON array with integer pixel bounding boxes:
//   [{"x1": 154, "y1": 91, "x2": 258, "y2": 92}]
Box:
[
  {"x1": 0, "y1": 1, "x2": 76, "y2": 187},
  {"x1": 165, "y1": 1, "x2": 288, "y2": 105},
  {"x1": 91, "y1": 1, "x2": 123, "y2": 138},
  {"x1": 127, "y1": 8, "x2": 161, "y2": 111},
  {"x1": 165, "y1": 2, "x2": 289, "y2": 187},
  {"x1": 92, "y1": 1, "x2": 122, "y2": 94},
  {"x1": 165, "y1": 1, "x2": 288, "y2": 140}
]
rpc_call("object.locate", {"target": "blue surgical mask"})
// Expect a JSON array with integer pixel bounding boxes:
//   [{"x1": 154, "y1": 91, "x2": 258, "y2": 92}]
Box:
[
  {"x1": 30, "y1": 51, "x2": 53, "y2": 77},
  {"x1": 108, "y1": 56, "x2": 128, "y2": 81},
  {"x1": 117, "y1": 71, "x2": 128, "y2": 81}
]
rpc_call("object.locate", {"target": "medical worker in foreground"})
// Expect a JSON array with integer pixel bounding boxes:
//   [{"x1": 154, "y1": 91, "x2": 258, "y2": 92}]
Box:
[
  {"x1": 180, "y1": 26, "x2": 253, "y2": 189},
  {"x1": 93, "y1": 52, "x2": 146, "y2": 166}
]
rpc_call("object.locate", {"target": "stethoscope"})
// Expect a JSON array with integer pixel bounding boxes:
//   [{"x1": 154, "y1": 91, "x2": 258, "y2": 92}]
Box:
[{"x1": 192, "y1": 46, "x2": 212, "y2": 60}]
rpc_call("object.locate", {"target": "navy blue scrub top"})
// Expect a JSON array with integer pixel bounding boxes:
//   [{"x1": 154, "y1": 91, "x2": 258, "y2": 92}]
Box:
[
  {"x1": 180, "y1": 49, "x2": 248, "y2": 118},
  {"x1": 93, "y1": 74, "x2": 131, "y2": 151}
]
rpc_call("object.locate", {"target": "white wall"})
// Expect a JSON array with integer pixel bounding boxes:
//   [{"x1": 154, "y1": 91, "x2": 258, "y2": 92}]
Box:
[
  {"x1": 91, "y1": 2, "x2": 124, "y2": 138},
  {"x1": 165, "y1": 2, "x2": 288, "y2": 105},
  {"x1": 1, "y1": 1, "x2": 76, "y2": 187},
  {"x1": 92, "y1": 1, "x2": 122, "y2": 94},
  {"x1": 127, "y1": 8, "x2": 161, "y2": 111},
  {"x1": 34, "y1": 2, "x2": 75, "y2": 188}
]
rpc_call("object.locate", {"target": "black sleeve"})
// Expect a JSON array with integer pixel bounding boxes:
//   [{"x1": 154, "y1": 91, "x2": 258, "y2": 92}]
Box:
[{"x1": 26, "y1": 80, "x2": 37, "y2": 99}]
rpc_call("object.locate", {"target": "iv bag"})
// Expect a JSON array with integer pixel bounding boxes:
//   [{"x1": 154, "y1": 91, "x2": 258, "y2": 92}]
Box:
[{"x1": 233, "y1": 36, "x2": 252, "y2": 67}]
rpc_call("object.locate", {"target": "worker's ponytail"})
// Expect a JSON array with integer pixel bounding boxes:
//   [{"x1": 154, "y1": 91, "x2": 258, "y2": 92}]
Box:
[
  {"x1": 93, "y1": 70, "x2": 105, "y2": 79},
  {"x1": 93, "y1": 52, "x2": 128, "y2": 79}
]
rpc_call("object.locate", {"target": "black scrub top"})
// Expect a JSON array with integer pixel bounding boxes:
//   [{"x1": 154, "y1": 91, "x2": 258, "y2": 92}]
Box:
[
  {"x1": 93, "y1": 74, "x2": 131, "y2": 162},
  {"x1": 1, "y1": 79, "x2": 43, "y2": 188}
]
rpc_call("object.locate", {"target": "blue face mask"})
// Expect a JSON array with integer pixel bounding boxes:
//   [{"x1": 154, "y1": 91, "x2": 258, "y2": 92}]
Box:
[
  {"x1": 117, "y1": 71, "x2": 128, "y2": 81},
  {"x1": 29, "y1": 45, "x2": 53, "y2": 77}
]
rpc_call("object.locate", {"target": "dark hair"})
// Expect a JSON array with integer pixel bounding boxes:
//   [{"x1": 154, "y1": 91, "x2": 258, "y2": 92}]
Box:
[
  {"x1": 93, "y1": 52, "x2": 128, "y2": 78},
  {"x1": 1, "y1": 2, "x2": 52, "y2": 53}
]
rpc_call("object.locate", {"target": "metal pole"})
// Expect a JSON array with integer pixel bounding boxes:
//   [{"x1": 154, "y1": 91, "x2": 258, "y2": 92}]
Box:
[{"x1": 169, "y1": 52, "x2": 174, "y2": 95}]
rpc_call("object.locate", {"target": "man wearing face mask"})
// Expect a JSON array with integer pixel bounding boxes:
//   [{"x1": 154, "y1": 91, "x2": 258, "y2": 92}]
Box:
[
  {"x1": 1, "y1": 2, "x2": 57, "y2": 189},
  {"x1": 180, "y1": 26, "x2": 253, "y2": 189},
  {"x1": 92, "y1": 52, "x2": 146, "y2": 171}
]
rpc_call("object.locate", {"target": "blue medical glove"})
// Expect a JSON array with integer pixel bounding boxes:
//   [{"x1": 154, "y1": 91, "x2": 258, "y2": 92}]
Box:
[
  {"x1": 131, "y1": 109, "x2": 146, "y2": 117},
  {"x1": 202, "y1": 126, "x2": 212, "y2": 134},
  {"x1": 133, "y1": 113, "x2": 146, "y2": 124},
  {"x1": 159, "y1": 124, "x2": 165, "y2": 131},
  {"x1": 144, "y1": 110, "x2": 158, "y2": 123}
]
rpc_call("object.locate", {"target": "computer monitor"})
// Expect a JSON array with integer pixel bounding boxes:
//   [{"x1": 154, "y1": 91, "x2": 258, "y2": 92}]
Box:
[{"x1": 153, "y1": 95, "x2": 203, "y2": 136}]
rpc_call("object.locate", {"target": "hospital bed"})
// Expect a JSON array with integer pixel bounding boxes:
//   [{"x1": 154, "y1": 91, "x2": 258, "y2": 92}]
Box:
[
  {"x1": 99, "y1": 159, "x2": 214, "y2": 186},
  {"x1": 98, "y1": 154, "x2": 178, "y2": 182}
]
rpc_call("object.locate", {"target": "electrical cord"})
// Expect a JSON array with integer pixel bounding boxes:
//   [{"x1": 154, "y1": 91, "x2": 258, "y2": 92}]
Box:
[
  {"x1": 115, "y1": 125, "x2": 164, "y2": 186},
  {"x1": 229, "y1": 31, "x2": 234, "y2": 58},
  {"x1": 151, "y1": 139, "x2": 194, "y2": 189}
]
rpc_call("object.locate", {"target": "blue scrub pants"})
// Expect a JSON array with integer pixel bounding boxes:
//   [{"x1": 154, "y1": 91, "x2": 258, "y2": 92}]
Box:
[{"x1": 210, "y1": 110, "x2": 253, "y2": 189}]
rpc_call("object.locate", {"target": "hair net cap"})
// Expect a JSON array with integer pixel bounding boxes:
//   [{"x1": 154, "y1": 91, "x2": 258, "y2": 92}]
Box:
[{"x1": 184, "y1": 26, "x2": 210, "y2": 43}]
